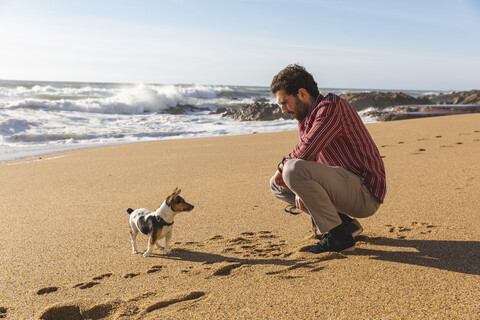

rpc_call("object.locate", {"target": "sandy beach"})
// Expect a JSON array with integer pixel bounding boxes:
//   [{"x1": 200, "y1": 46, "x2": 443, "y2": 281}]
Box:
[{"x1": 1, "y1": 114, "x2": 479, "y2": 319}]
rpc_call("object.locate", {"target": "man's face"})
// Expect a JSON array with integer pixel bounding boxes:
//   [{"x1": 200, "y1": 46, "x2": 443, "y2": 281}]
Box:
[{"x1": 275, "y1": 89, "x2": 310, "y2": 121}]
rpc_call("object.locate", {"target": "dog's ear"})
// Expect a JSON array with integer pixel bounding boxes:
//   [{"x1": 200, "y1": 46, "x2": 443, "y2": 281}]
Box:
[{"x1": 173, "y1": 187, "x2": 181, "y2": 196}]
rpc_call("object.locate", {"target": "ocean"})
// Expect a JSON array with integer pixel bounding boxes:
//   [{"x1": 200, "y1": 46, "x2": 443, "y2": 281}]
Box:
[{"x1": 0, "y1": 80, "x2": 443, "y2": 162}]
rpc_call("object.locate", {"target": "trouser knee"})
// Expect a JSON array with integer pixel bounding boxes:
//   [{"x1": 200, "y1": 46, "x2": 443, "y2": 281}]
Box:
[
  {"x1": 269, "y1": 173, "x2": 295, "y2": 204},
  {"x1": 282, "y1": 159, "x2": 305, "y2": 190},
  {"x1": 269, "y1": 175, "x2": 278, "y2": 195}
]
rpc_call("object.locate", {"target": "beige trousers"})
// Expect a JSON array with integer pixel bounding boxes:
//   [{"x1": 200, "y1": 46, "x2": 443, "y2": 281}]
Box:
[{"x1": 270, "y1": 159, "x2": 381, "y2": 233}]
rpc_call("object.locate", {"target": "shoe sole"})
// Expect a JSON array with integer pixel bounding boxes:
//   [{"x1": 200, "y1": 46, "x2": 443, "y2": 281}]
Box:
[
  {"x1": 308, "y1": 242, "x2": 356, "y2": 254},
  {"x1": 351, "y1": 228, "x2": 363, "y2": 238},
  {"x1": 340, "y1": 245, "x2": 356, "y2": 252},
  {"x1": 314, "y1": 226, "x2": 363, "y2": 240}
]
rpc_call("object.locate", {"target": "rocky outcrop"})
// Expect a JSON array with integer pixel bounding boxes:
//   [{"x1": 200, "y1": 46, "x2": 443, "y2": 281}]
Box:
[
  {"x1": 362, "y1": 104, "x2": 480, "y2": 121},
  {"x1": 166, "y1": 104, "x2": 211, "y2": 114},
  {"x1": 210, "y1": 90, "x2": 480, "y2": 122},
  {"x1": 340, "y1": 92, "x2": 430, "y2": 111},
  {"x1": 218, "y1": 98, "x2": 290, "y2": 121},
  {"x1": 423, "y1": 90, "x2": 480, "y2": 105}
]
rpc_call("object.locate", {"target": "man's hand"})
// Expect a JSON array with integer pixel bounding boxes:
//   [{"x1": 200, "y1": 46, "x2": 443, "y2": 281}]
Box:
[
  {"x1": 274, "y1": 170, "x2": 288, "y2": 189},
  {"x1": 295, "y1": 196, "x2": 307, "y2": 212},
  {"x1": 275, "y1": 169, "x2": 307, "y2": 212}
]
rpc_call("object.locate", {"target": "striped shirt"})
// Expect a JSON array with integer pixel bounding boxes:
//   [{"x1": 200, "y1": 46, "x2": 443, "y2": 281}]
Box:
[{"x1": 282, "y1": 93, "x2": 386, "y2": 202}]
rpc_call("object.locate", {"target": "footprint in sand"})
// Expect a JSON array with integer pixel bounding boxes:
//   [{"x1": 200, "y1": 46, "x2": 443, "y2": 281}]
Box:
[
  {"x1": 0, "y1": 307, "x2": 7, "y2": 319},
  {"x1": 209, "y1": 235, "x2": 225, "y2": 240},
  {"x1": 122, "y1": 265, "x2": 167, "y2": 280},
  {"x1": 37, "y1": 287, "x2": 59, "y2": 295},
  {"x1": 385, "y1": 222, "x2": 438, "y2": 238},
  {"x1": 71, "y1": 272, "x2": 116, "y2": 290},
  {"x1": 92, "y1": 273, "x2": 112, "y2": 281},
  {"x1": 73, "y1": 281, "x2": 100, "y2": 289},
  {"x1": 386, "y1": 225, "x2": 412, "y2": 238},
  {"x1": 144, "y1": 291, "x2": 206, "y2": 313},
  {"x1": 39, "y1": 290, "x2": 206, "y2": 319},
  {"x1": 38, "y1": 301, "x2": 120, "y2": 320},
  {"x1": 39, "y1": 275, "x2": 109, "y2": 296},
  {"x1": 211, "y1": 262, "x2": 244, "y2": 276},
  {"x1": 124, "y1": 272, "x2": 140, "y2": 278},
  {"x1": 146, "y1": 265, "x2": 164, "y2": 274},
  {"x1": 219, "y1": 231, "x2": 288, "y2": 258},
  {"x1": 411, "y1": 148, "x2": 426, "y2": 154},
  {"x1": 266, "y1": 261, "x2": 315, "y2": 275},
  {"x1": 474, "y1": 131, "x2": 480, "y2": 141},
  {"x1": 184, "y1": 241, "x2": 204, "y2": 248},
  {"x1": 411, "y1": 222, "x2": 438, "y2": 234},
  {"x1": 266, "y1": 252, "x2": 346, "y2": 277},
  {"x1": 181, "y1": 266, "x2": 195, "y2": 274}
]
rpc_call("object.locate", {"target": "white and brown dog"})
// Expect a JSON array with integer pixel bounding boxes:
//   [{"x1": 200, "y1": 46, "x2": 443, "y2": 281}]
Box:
[{"x1": 126, "y1": 188, "x2": 194, "y2": 257}]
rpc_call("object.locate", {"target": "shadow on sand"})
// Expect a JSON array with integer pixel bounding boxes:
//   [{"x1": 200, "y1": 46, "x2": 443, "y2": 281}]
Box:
[
  {"x1": 149, "y1": 248, "x2": 303, "y2": 268},
  {"x1": 353, "y1": 235, "x2": 480, "y2": 275},
  {"x1": 148, "y1": 235, "x2": 480, "y2": 276}
]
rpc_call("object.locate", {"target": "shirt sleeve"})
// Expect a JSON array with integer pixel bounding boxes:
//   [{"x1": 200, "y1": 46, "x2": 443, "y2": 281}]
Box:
[{"x1": 282, "y1": 98, "x2": 342, "y2": 164}]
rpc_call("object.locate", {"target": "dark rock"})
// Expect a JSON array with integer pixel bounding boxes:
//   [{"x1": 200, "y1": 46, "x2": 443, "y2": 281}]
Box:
[
  {"x1": 362, "y1": 111, "x2": 434, "y2": 121},
  {"x1": 165, "y1": 104, "x2": 211, "y2": 114},
  {"x1": 340, "y1": 92, "x2": 430, "y2": 111},
  {"x1": 212, "y1": 107, "x2": 228, "y2": 114},
  {"x1": 213, "y1": 90, "x2": 480, "y2": 122},
  {"x1": 424, "y1": 90, "x2": 480, "y2": 105},
  {"x1": 363, "y1": 104, "x2": 480, "y2": 121},
  {"x1": 220, "y1": 98, "x2": 290, "y2": 121}
]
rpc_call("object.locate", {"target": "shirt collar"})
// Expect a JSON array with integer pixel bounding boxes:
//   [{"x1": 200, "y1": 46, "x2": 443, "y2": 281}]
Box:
[
  {"x1": 299, "y1": 94, "x2": 324, "y2": 127},
  {"x1": 314, "y1": 94, "x2": 324, "y2": 107}
]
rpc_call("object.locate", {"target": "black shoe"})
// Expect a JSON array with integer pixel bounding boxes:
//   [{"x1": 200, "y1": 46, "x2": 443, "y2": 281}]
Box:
[
  {"x1": 346, "y1": 219, "x2": 363, "y2": 238},
  {"x1": 308, "y1": 225, "x2": 355, "y2": 254},
  {"x1": 339, "y1": 213, "x2": 363, "y2": 238}
]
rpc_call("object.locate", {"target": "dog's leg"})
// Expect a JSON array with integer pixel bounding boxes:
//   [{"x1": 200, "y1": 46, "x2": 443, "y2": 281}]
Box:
[
  {"x1": 143, "y1": 236, "x2": 154, "y2": 258},
  {"x1": 130, "y1": 230, "x2": 139, "y2": 254},
  {"x1": 163, "y1": 231, "x2": 172, "y2": 255},
  {"x1": 143, "y1": 227, "x2": 158, "y2": 258}
]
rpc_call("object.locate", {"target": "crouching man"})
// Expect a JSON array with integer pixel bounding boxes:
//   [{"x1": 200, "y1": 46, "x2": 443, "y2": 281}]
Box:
[{"x1": 269, "y1": 64, "x2": 386, "y2": 253}]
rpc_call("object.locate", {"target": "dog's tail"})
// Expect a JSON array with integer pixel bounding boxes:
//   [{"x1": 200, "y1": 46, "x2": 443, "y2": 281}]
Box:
[{"x1": 126, "y1": 208, "x2": 134, "y2": 214}]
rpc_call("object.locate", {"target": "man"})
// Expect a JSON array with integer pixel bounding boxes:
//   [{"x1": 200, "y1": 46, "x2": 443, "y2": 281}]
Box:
[{"x1": 269, "y1": 64, "x2": 386, "y2": 253}]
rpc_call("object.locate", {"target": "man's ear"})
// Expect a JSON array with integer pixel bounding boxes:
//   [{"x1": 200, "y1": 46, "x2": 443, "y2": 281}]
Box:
[{"x1": 297, "y1": 88, "x2": 309, "y2": 101}]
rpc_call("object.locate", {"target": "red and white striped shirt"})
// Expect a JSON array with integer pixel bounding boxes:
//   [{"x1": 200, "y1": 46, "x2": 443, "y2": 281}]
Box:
[{"x1": 282, "y1": 93, "x2": 386, "y2": 202}]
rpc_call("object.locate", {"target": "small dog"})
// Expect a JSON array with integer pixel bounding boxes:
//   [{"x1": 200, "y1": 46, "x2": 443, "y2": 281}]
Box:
[{"x1": 126, "y1": 188, "x2": 194, "y2": 257}]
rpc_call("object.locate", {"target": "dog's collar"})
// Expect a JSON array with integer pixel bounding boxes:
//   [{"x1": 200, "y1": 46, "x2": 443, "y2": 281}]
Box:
[{"x1": 155, "y1": 215, "x2": 174, "y2": 226}]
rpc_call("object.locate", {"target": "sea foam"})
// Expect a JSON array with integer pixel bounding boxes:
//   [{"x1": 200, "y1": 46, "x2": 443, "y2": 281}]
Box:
[{"x1": 0, "y1": 80, "x2": 444, "y2": 162}]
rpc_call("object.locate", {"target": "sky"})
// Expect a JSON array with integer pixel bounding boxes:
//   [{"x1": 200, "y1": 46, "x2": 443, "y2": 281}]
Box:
[{"x1": 0, "y1": 0, "x2": 479, "y2": 91}]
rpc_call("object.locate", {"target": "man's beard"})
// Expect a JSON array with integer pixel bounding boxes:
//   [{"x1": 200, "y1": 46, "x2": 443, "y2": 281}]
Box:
[{"x1": 290, "y1": 96, "x2": 310, "y2": 121}]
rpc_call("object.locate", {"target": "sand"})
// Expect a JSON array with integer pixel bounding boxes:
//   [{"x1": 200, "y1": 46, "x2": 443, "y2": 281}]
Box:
[{"x1": 0, "y1": 114, "x2": 479, "y2": 319}]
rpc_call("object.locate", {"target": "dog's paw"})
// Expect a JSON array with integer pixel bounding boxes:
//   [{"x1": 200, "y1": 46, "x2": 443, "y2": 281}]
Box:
[
  {"x1": 142, "y1": 252, "x2": 151, "y2": 258},
  {"x1": 164, "y1": 250, "x2": 172, "y2": 255},
  {"x1": 132, "y1": 250, "x2": 140, "y2": 254}
]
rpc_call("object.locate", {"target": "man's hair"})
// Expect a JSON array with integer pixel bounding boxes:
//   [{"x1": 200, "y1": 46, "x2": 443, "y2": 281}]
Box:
[{"x1": 270, "y1": 64, "x2": 320, "y2": 98}]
